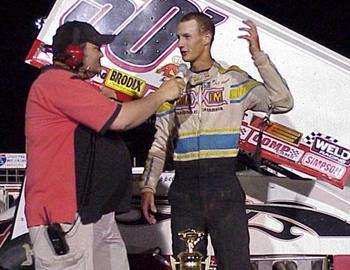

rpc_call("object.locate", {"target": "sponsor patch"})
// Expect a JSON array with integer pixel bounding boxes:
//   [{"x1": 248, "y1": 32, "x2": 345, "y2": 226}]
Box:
[
  {"x1": 302, "y1": 153, "x2": 346, "y2": 179},
  {"x1": 105, "y1": 68, "x2": 146, "y2": 98},
  {"x1": 311, "y1": 137, "x2": 350, "y2": 166},
  {"x1": 176, "y1": 90, "x2": 197, "y2": 112},
  {"x1": 202, "y1": 87, "x2": 227, "y2": 107},
  {"x1": 248, "y1": 132, "x2": 304, "y2": 162}
]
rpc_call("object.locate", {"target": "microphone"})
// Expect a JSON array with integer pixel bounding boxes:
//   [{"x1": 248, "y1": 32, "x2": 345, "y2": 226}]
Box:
[
  {"x1": 175, "y1": 64, "x2": 188, "y2": 80},
  {"x1": 169, "y1": 64, "x2": 188, "y2": 104}
]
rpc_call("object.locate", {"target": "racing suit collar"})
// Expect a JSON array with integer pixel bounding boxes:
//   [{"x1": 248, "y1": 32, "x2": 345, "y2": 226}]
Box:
[{"x1": 189, "y1": 61, "x2": 220, "y2": 86}]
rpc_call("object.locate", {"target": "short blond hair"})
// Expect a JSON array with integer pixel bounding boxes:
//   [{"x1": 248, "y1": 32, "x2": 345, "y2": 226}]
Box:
[{"x1": 179, "y1": 12, "x2": 215, "y2": 44}]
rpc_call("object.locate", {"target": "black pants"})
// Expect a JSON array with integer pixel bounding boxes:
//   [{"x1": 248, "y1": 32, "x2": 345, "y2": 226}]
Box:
[{"x1": 169, "y1": 158, "x2": 250, "y2": 270}]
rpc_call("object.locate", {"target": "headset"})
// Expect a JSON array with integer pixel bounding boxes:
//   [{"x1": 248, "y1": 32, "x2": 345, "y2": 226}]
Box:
[
  {"x1": 63, "y1": 26, "x2": 84, "y2": 69},
  {"x1": 64, "y1": 44, "x2": 84, "y2": 68}
]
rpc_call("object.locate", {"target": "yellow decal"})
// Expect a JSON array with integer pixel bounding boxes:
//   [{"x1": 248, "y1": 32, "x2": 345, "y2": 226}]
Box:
[
  {"x1": 250, "y1": 115, "x2": 302, "y2": 144},
  {"x1": 105, "y1": 68, "x2": 146, "y2": 97},
  {"x1": 219, "y1": 65, "x2": 244, "y2": 74},
  {"x1": 209, "y1": 91, "x2": 224, "y2": 103},
  {"x1": 230, "y1": 80, "x2": 259, "y2": 99}
]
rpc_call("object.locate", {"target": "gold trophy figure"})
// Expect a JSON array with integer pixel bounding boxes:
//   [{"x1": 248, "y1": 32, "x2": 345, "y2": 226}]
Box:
[{"x1": 170, "y1": 229, "x2": 210, "y2": 270}]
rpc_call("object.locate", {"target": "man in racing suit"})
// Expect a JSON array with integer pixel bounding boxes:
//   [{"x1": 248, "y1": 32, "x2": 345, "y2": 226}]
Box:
[{"x1": 139, "y1": 12, "x2": 293, "y2": 270}]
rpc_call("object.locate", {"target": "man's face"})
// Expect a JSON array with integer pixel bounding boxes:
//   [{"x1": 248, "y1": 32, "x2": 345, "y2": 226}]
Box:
[
  {"x1": 176, "y1": 20, "x2": 208, "y2": 63},
  {"x1": 82, "y1": 42, "x2": 103, "y2": 76}
]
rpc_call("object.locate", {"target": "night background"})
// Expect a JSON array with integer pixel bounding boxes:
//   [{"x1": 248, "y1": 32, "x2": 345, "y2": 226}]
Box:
[{"x1": 0, "y1": 0, "x2": 349, "y2": 157}]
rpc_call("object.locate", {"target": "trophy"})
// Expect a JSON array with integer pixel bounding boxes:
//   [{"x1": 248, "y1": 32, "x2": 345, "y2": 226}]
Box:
[{"x1": 170, "y1": 229, "x2": 210, "y2": 270}]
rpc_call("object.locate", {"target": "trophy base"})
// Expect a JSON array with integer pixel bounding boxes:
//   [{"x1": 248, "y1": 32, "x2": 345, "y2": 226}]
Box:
[{"x1": 170, "y1": 256, "x2": 211, "y2": 270}]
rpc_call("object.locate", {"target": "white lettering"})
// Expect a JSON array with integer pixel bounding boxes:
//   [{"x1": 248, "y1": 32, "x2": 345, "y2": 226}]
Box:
[
  {"x1": 248, "y1": 132, "x2": 303, "y2": 162},
  {"x1": 315, "y1": 139, "x2": 329, "y2": 151}
]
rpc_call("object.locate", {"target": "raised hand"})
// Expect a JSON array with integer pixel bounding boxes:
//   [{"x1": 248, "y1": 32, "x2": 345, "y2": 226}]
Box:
[{"x1": 238, "y1": 19, "x2": 261, "y2": 57}]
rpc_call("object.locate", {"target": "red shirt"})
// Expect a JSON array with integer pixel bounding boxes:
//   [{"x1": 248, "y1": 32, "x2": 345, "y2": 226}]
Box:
[{"x1": 25, "y1": 68, "x2": 121, "y2": 227}]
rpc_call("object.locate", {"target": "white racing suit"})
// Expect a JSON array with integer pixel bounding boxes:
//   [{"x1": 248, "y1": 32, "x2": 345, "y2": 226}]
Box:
[{"x1": 139, "y1": 51, "x2": 293, "y2": 270}]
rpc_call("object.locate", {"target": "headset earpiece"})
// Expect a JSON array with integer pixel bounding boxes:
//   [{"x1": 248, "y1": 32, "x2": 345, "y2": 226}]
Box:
[
  {"x1": 63, "y1": 25, "x2": 84, "y2": 68},
  {"x1": 64, "y1": 44, "x2": 84, "y2": 68}
]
